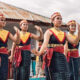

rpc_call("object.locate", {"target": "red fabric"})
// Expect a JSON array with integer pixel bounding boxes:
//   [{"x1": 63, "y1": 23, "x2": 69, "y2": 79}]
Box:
[
  {"x1": 42, "y1": 46, "x2": 64, "y2": 69},
  {"x1": 14, "y1": 44, "x2": 31, "y2": 67},
  {"x1": 67, "y1": 50, "x2": 79, "y2": 62},
  {"x1": 0, "y1": 57, "x2": 1, "y2": 66},
  {"x1": 8, "y1": 60, "x2": 13, "y2": 79},
  {"x1": 67, "y1": 52, "x2": 70, "y2": 62},
  {"x1": 0, "y1": 48, "x2": 8, "y2": 54}
]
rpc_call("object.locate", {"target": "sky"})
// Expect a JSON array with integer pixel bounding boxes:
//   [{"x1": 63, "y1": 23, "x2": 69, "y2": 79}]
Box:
[{"x1": 1, "y1": 0, "x2": 80, "y2": 24}]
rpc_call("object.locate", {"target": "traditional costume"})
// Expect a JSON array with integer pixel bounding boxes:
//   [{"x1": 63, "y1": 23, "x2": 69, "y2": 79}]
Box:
[
  {"x1": 0, "y1": 29, "x2": 10, "y2": 80},
  {"x1": 67, "y1": 32, "x2": 79, "y2": 80},
  {"x1": 66, "y1": 20, "x2": 79, "y2": 80},
  {"x1": 13, "y1": 31, "x2": 31, "y2": 80},
  {"x1": 43, "y1": 27, "x2": 70, "y2": 80}
]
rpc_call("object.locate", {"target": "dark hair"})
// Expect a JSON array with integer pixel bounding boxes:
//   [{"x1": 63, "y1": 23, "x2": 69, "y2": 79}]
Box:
[
  {"x1": 67, "y1": 25, "x2": 69, "y2": 31},
  {"x1": 51, "y1": 22, "x2": 54, "y2": 27},
  {"x1": 38, "y1": 39, "x2": 43, "y2": 42}
]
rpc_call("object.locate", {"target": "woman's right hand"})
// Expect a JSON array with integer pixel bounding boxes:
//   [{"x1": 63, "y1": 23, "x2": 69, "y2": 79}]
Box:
[
  {"x1": 14, "y1": 26, "x2": 20, "y2": 35},
  {"x1": 34, "y1": 25, "x2": 42, "y2": 32},
  {"x1": 13, "y1": 26, "x2": 20, "y2": 43}
]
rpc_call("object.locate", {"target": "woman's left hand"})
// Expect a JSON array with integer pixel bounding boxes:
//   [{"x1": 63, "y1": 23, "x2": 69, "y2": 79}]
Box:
[
  {"x1": 31, "y1": 49, "x2": 40, "y2": 56},
  {"x1": 77, "y1": 23, "x2": 80, "y2": 38},
  {"x1": 8, "y1": 55, "x2": 13, "y2": 62}
]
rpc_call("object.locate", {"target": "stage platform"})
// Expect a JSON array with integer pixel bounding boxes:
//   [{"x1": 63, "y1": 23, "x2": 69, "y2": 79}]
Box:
[
  {"x1": 30, "y1": 78, "x2": 46, "y2": 80},
  {"x1": 8, "y1": 78, "x2": 46, "y2": 80}
]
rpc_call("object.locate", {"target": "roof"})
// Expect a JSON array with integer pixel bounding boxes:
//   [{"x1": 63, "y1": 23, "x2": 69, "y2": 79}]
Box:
[{"x1": 0, "y1": 1, "x2": 50, "y2": 23}]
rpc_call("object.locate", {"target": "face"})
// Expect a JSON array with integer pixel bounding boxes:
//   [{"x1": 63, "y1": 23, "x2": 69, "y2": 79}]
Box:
[
  {"x1": 52, "y1": 15, "x2": 62, "y2": 27},
  {"x1": 20, "y1": 22, "x2": 28, "y2": 31},
  {"x1": 0, "y1": 17, "x2": 6, "y2": 28},
  {"x1": 69, "y1": 24, "x2": 76, "y2": 32}
]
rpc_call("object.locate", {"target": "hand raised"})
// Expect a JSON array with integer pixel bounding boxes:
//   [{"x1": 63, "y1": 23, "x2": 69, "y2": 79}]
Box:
[
  {"x1": 77, "y1": 23, "x2": 80, "y2": 33},
  {"x1": 34, "y1": 25, "x2": 42, "y2": 31},
  {"x1": 14, "y1": 26, "x2": 20, "y2": 35}
]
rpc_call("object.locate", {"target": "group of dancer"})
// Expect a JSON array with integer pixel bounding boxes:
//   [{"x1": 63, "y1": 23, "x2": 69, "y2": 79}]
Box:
[{"x1": 0, "y1": 11, "x2": 80, "y2": 80}]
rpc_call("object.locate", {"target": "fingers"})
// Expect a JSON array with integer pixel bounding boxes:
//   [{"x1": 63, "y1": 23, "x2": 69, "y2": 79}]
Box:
[
  {"x1": 31, "y1": 49, "x2": 36, "y2": 53},
  {"x1": 34, "y1": 25, "x2": 39, "y2": 30},
  {"x1": 14, "y1": 26, "x2": 20, "y2": 32},
  {"x1": 14, "y1": 26, "x2": 20, "y2": 36},
  {"x1": 78, "y1": 24, "x2": 80, "y2": 31},
  {"x1": 31, "y1": 49, "x2": 39, "y2": 56},
  {"x1": 14, "y1": 26, "x2": 18, "y2": 32},
  {"x1": 34, "y1": 25, "x2": 39, "y2": 28},
  {"x1": 76, "y1": 23, "x2": 80, "y2": 32},
  {"x1": 34, "y1": 25, "x2": 41, "y2": 31},
  {"x1": 8, "y1": 56, "x2": 13, "y2": 62}
]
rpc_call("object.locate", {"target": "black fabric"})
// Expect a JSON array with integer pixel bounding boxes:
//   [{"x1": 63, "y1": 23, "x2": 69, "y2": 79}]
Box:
[
  {"x1": 45, "y1": 52, "x2": 70, "y2": 80},
  {"x1": 0, "y1": 40, "x2": 8, "y2": 47},
  {"x1": 69, "y1": 57, "x2": 79, "y2": 80},
  {"x1": 13, "y1": 50, "x2": 31, "y2": 80},
  {"x1": 68, "y1": 42, "x2": 79, "y2": 49},
  {"x1": 0, "y1": 54, "x2": 8, "y2": 80},
  {"x1": 49, "y1": 34, "x2": 66, "y2": 45},
  {"x1": 19, "y1": 38, "x2": 31, "y2": 46},
  {"x1": 79, "y1": 58, "x2": 80, "y2": 79}
]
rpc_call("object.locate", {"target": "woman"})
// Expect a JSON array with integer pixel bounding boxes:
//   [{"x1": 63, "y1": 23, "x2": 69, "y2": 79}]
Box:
[
  {"x1": 32, "y1": 12, "x2": 80, "y2": 80},
  {"x1": 11, "y1": 19, "x2": 43, "y2": 80},
  {"x1": 65, "y1": 20, "x2": 79, "y2": 80},
  {"x1": 0, "y1": 12, "x2": 19, "y2": 80}
]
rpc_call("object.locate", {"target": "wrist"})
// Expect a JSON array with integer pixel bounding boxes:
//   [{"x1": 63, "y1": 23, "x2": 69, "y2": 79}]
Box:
[
  {"x1": 39, "y1": 28, "x2": 42, "y2": 32},
  {"x1": 39, "y1": 51, "x2": 44, "y2": 56}
]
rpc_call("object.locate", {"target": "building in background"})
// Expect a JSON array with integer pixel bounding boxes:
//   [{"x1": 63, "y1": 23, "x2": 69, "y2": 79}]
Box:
[{"x1": 0, "y1": 1, "x2": 51, "y2": 49}]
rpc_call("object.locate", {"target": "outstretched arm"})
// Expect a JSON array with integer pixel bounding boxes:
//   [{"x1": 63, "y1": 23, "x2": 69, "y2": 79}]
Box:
[
  {"x1": 32, "y1": 30, "x2": 52, "y2": 56},
  {"x1": 8, "y1": 42, "x2": 16, "y2": 61},
  {"x1": 38, "y1": 30, "x2": 51, "y2": 55},
  {"x1": 9, "y1": 26, "x2": 20, "y2": 44},
  {"x1": 30, "y1": 25, "x2": 43, "y2": 40}
]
